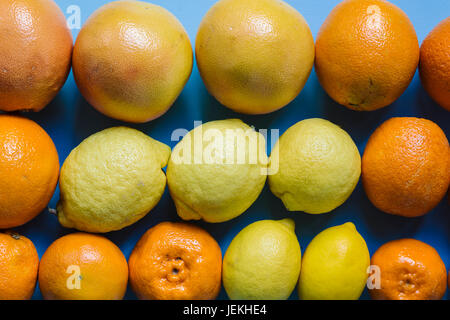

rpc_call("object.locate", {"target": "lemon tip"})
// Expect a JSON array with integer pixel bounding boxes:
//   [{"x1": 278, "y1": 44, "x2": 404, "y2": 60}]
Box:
[{"x1": 278, "y1": 218, "x2": 295, "y2": 231}]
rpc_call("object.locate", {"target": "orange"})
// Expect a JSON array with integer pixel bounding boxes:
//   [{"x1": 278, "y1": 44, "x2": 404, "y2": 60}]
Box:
[
  {"x1": 362, "y1": 117, "x2": 450, "y2": 217},
  {"x1": 72, "y1": 0, "x2": 193, "y2": 123},
  {"x1": 0, "y1": 0, "x2": 72, "y2": 112},
  {"x1": 369, "y1": 239, "x2": 447, "y2": 300},
  {"x1": 0, "y1": 115, "x2": 59, "y2": 228},
  {"x1": 0, "y1": 231, "x2": 39, "y2": 300},
  {"x1": 315, "y1": 0, "x2": 419, "y2": 111},
  {"x1": 419, "y1": 17, "x2": 450, "y2": 111},
  {"x1": 129, "y1": 222, "x2": 222, "y2": 300},
  {"x1": 38, "y1": 233, "x2": 128, "y2": 300}
]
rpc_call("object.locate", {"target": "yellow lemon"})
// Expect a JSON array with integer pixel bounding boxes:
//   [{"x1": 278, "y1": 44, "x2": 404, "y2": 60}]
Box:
[
  {"x1": 223, "y1": 219, "x2": 301, "y2": 300},
  {"x1": 298, "y1": 222, "x2": 370, "y2": 300},
  {"x1": 167, "y1": 119, "x2": 267, "y2": 223},
  {"x1": 196, "y1": 0, "x2": 315, "y2": 114},
  {"x1": 57, "y1": 127, "x2": 170, "y2": 233},
  {"x1": 73, "y1": 0, "x2": 193, "y2": 123},
  {"x1": 269, "y1": 118, "x2": 361, "y2": 214}
]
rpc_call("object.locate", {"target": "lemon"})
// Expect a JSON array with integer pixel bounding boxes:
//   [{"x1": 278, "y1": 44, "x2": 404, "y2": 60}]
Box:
[
  {"x1": 298, "y1": 222, "x2": 370, "y2": 300},
  {"x1": 223, "y1": 219, "x2": 301, "y2": 300},
  {"x1": 269, "y1": 118, "x2": 361, "y2": 214},
  {"x1": 57, "y1": 127, "x2": 170, "y2": 233},
  {"x1": 167, "y1": 119, "x2": 267, "y2": 223},
  {"x1": 196, "y1": 0, "x2": 314, "y2": 114}
]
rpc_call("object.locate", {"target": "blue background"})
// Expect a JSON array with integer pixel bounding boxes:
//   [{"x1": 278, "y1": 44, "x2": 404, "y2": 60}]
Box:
[{"x1": 11, "y1": 0, "x2": 450, "y2": 300}]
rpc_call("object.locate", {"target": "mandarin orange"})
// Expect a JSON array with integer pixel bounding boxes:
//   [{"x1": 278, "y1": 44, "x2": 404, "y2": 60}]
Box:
[
  {"x1": 362, "y1": 117, "x2": 449, "y2": 217},
  {"x1": 129, "y1": 222, "x2": 222, "y2": 300},
  {"x1": 370, "y1": 239, "x2": 447, "y2": 300},
  {"x1": 419, "y1": 17, "x2": 450, "y2": 111},
  {"x1": 38, "y1": 233, "x2": 128, "y2": 300}
]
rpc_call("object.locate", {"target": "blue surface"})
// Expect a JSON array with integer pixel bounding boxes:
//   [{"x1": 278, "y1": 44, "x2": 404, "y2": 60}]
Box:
[{"x1": 11, "y1": 0, "x2": 449, "y2": 300}]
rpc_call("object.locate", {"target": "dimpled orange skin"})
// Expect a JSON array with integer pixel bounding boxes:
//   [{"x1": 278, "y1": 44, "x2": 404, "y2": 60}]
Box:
[
  {"x1": 315, "y1": 0, "x2": 419, "y2": 111},
  {"x1": 370, "y1": 239, "x2": 447, "y2": 300},
  {"x1": 362, "y1": 117, "x2": 450, "y2": 217},
  {"x1": 0, "y1": 231, "x2": 39, "y2": 300},
  {"x1": 72, "y1": 0, "x2": 193, "y2": 123},
  {"x1": 419, "y1": 17, "x2": 450, "y2": 111},
  {"x1": 0, "y1": 0, "x2": 73, "y2": 112},
  {"x1": 129, "y1": 222, "x2": 222, "y2": 300},
  {"x1": 38, "y1": 233, "x2": 128, "y2": 300},
  {"x1": 0, "y1": 115, "x2": 59, "y2": 228}
]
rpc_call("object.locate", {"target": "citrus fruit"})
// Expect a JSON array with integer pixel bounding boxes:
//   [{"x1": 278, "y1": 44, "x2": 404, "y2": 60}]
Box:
[
  {"x1": 268, "y1": 118, "x2": 361, "y2": 214},
  {"x1": 0, "y1": 231, "x2": 39, "y2": 300},
  {"x1": 0, "y1": 115, "x2": 59, "y2": 228},
  {"x1": 129, "y1": 222, "x2": 222, "y2": 300},
  {"x1": 298, "y1": 222, "x2": 370, "y2": 300},
  {"x1": 57, "y1": 127, "x2": 170, "y2": 233},
  {"x1": 362, "y1": 117, "x2": 450, "y2": 217},
  {"x1": 0, "y1": 0, "x2": 72, "y2": 112},
  {"x1": 73, "y1": 0, "x2": 193, "y2": 123},
  {"x1": 419, "y1": 17, "x2": 450, "y2": 111},
  {"x1": 223, "y1": 219, "x2": 301, "y2": 300},
  {"x1": 315, "y1": 0, "x2": 419, "y2": 111},
  {"x1": 369, "y1": 239, "x2": 447, "y2": 300},
  {"x1": 196, "y1": 0, "x2": 314, "y2": 114},
  {"x1": 38, "y1": 233, "x2": 128, "y2": 300},
  {"x1": 167, "y1": 119, "x2": 268, "y2": 223}
]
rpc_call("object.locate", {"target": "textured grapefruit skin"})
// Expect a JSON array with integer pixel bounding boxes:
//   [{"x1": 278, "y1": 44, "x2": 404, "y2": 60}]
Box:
[
  {"x1": 0, "y1": 0, "x2": 73, "y2": 112},
  {"x1": 195, "y1": 0, "x2": 315, "y2": 114},
  {"x1": 72, "y1": 1, "x2": 193, "y2": 123}
]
